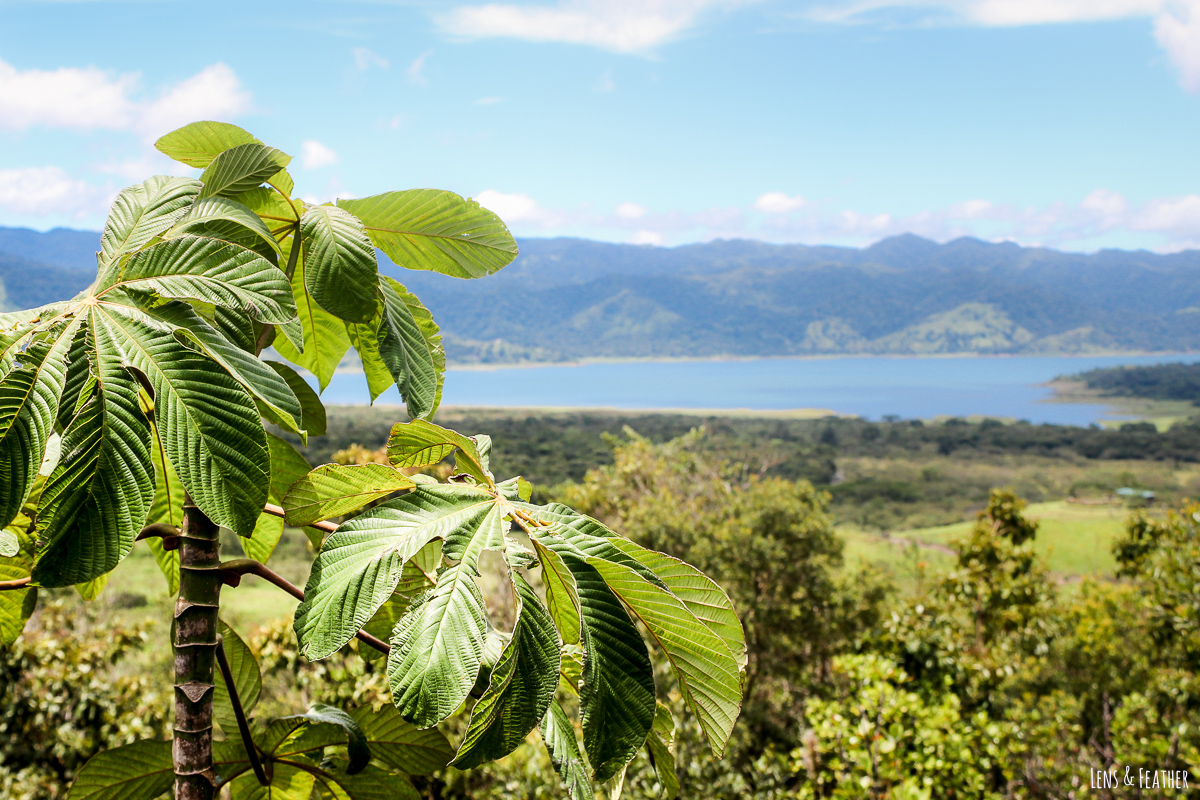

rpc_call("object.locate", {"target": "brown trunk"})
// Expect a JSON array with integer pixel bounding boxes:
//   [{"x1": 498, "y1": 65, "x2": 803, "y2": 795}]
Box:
[{"x1": 173, "y1": 495, "x2": 221, "y2": 800}]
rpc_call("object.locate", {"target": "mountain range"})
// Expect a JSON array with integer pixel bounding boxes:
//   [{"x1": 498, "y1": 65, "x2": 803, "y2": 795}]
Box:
[{"x1": 3, "y1": 225, "x2": 1199, "y2": 363}]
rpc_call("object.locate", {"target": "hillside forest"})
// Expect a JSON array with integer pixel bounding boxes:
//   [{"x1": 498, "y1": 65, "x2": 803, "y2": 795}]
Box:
[
  {"x1": 6, "y1": 404, "x2": 1200, "y2": 799},
  {"x1": 5, "y1": 227, "x2": 1200, "y2": 362}
]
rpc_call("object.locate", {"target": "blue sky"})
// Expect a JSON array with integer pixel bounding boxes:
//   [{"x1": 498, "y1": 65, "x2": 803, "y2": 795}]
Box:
[{"x1": 1, "y1": 0, "x2": 1199, "y2": 251}]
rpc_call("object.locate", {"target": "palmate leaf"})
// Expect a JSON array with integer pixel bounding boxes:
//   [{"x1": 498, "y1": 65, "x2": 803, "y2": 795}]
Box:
[
  {"x1": 282, "y1": 463, "x2": 415, "y2": 526},
  {"x1": 199, "y1": 142, "x2": 290, "y2": 199},
  {"x1": 112, "y1": 234, "x2": 297, "y2": 327},
  {"x1": 531, "y1": 506, "x2": 743, "y2": 756},
  {"x1": 386, "y1": 563, "x2": 489, "y2": 728},
  {"x1": 338, "y1": 190, "x2": 518, "y2": 279},
  {"x1": 67, "y1": 739, "x2": 173, "y2": 800},
  {"x1": 531, "y1": 539, "x2": 581, "y2": 645},
  {"x1": 155, "y1": 120, "x2": 262, "y2": 168},
  {"x1": 540, "y1": 699, "x2": 593, "y2": 800},
  {"x1": 148, "y1": 300, "x2": 305, "y2": 440},
  {"x1": 452, "y1": 573, "x2": 561, "y2": 769},
  {"x1": 93, "y1": 308, "x2": 268, "y2": 536},
  {"x1": 169, "y1": 195, "x2": 282, "y2": 261},
  {"x1": 300, "y1": 205, "x2": 379, "y2": 324},
  {"x1": 215, "y1": 619, "x2": 262, "y2": 736},
  {"x1": 0, "y1": 558, "x2": 36, "y2": 646},
  {"x1": 229, "y1": 763, "x2": 315, "y2": 800},
  {"x1": 0, "y1": 319, "x2": 81, "y2": 530},
  {"x1": 241, "y1": 433, "x2": 311, "y2": 564},
  {"x1": 97, "y1": 176, "x2": 202, "y2": 283},
  {"x1": 377, "y1": 278, "x2": 440, "y2": 420},
  {"x1": 33, "y1": 317, "x2": 154, "y2": 587},
  {"x1": 345, "y1": 308, "x2": 393, "y2": 403},
  {"x1": 145, "y1": 415, "x2": 183, "y2": 594},
  {"x1": 586, "y1": 555, "x2": 742, "y2": 758},
  {"x1": 313, "y1": 763, "x2": 420, "y2": 800},
  {"x1": 273, "y1": 244, "x2": 351, "y2": 391},
  {"x1": 399, "y1": 285, "x2": 446, "y2": 415},
  {"x1": 294, "y1": 484, "x2": 498, "y2": 660},
  {"x1": 386, "y1": 419, "x2": 490, "y2": 485},
  {"x1": 347, "y1": 704, "x2": 452, "y2": 775},
  {"x1": 646, "y1": 702, "x2": 679, "y2": 800},
  {"x1": 265, "y1": 361, "x2": 326, "y2": 436}
]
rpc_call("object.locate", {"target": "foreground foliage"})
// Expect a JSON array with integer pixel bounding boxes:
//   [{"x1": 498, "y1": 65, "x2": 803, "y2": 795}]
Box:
[{"x1": 0, "y1": 123, "x2": 744, "y2": 799}]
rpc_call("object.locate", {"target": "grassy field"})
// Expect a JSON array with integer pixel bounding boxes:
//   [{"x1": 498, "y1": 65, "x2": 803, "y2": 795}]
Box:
[{"x1": 891, "y1": 500, "x2": 1132, "y2": 578}]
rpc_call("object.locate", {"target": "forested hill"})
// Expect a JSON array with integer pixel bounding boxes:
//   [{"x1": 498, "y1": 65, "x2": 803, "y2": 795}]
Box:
[{"x1": 4, "y1": 225, "x2": 1200, "y2": 361}]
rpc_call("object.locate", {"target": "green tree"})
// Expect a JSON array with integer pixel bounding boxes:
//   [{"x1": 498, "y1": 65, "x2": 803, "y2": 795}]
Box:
[{"x1": 0, "y1": 123, "x2": 744, "y2": 800}]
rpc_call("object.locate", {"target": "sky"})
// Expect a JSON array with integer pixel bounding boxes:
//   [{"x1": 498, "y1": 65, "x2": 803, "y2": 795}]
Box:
[{"x1": 1, "y1": 0, "x2": 1199, "y2": 252}]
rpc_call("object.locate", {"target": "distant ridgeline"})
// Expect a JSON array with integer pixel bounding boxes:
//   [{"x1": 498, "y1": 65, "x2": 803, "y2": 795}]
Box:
[
  {"x1": 1072, "y1": 362, "x2": 1200, "y2": 406},
  {"x1": 5, "y1": 226, "x2": 1200, "y2": 361}
]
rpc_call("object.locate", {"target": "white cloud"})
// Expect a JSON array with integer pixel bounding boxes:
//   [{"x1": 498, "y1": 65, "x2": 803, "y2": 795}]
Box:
[
  {"x1": 137, "y1": 64, "x2": 252, "y2": 139},
  {"x1": 616, "y1": 202, "x2": 647, "y2": 219},
  {"x1": 352, "y1": 47, "x2": 389, "y2": 72},
  {"x1": 301, "y1": 140, "x2": 340, "y2": 169},
  {"x1": 476, "y1": 189, "x2": 543, "y2": 221},
  {"x1": 0, "y1": 58, "x2": 251, "y2": 138},
  {"x1": 407, "y1": 50, "x2": 432, "y2": 85},
  {"x1": 630, "y1": 230, "x2": 664, "y2": 245},
  {"x1": 810, "y1": 0, "x2": 1200, "y2": 92},
  {"x1": 439, "y1": 0, "x2": 754, "y2": 53},
  {"x1": 0, "y1": 167, "x2": 107, "y2": 217},
  {"x1": 754, "y1": 192, "x2": 806, "y2": 214},
  {"x1": 1155, "y1": 1, "x2": 1200, "y2": 92},
  {"x1": 475, "y1": 96, "x2": 504, "y2": 104}
]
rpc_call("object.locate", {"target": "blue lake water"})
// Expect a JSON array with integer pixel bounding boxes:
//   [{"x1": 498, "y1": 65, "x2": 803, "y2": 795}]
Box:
[{"x1": 318, "y1": 354, "x2": 1200, "y2": 426}]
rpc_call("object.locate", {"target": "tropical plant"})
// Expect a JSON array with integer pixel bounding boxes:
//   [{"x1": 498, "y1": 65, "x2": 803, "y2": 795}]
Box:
[{"x1": 0, "y1": 122, "x2": 745, "y2": 800}]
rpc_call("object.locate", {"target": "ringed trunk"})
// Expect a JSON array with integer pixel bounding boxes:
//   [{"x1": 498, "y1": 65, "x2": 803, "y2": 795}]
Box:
[{"x1": 173, "y1": 495, "x2": 222, "y2": 800}]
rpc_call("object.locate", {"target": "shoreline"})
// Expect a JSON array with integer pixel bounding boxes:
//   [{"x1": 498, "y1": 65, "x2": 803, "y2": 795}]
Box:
[{"x1": 439, "y1": 349, "x2": 1200, "y2": 373}]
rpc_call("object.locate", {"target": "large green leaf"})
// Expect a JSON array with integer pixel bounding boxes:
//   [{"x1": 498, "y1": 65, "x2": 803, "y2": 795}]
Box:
[
  {"x1": 301, "y1": 205, "x2": 379, "y2": 324},
  {"x1": 94, "y1": 308, "x2": 268, "y2": 536},
  {"x1": 586, "y1": 555, "x2": 741, "y2": 757},
  {"x1": 377, "y1": 278, "x2": 440, "y2": 420},
  {"x1": 531, "y1": 538, "x2": 582, "y2": 646},
  {"x1": 98, "y1": 176, "x2": 202, "y2": 282},
  {"x1": 241, "y1": 433, "x2": 311, "y2": 564},
  {"x1": 535, "y1": 535, "x2": 656, "y2": 782},
  {"x1": 265, "y1": 361, "x2": 326, "y2": 436},
  {"x1": 646, "y1": 702, "x2": 679, "y2": 800},
  {"x1": 169, "y1": 195, "x2": 282, "y2": 260},
  {"x1": 215, "y1": 618, "x2": 262, "y2": 736},
  {"x1": 0, "y1": 559, "x2": 35, "y2": 646},
  {"x1": 452, "y1": 573, "x2": 561, "y2": 769},
  {"x1": 540, "y1": 699, "x2": 593, "y2": 800},
  {"x1": 350, "y1": 704, "x2": 454, "y2": 775},
  {"x1": 67, "y1": 739, "x2": 173, "y2": 800},
  {"x1": 149, "y1": 300, "x2": 304, "y2": 439},
  {"x1": 155, "y1": 121, "x2": 262, "y2": 168},
  {"x1": 345, "y1": 309, "x2": 393, "y2": 403},
  {"x1": 398, "y1": 285, "x2": 445, "y2": 415},
  {"x1": 315, "y1": 763, "x2": 420, "y2": 800},
  {"x1": 33, "y1": 316, "x2": 153, "y2": 587},
  {"x1": 338, "y1": 190, "x2": 518, "y2": 279},
  {"x1": 608, "y1": 538, "x2": 746, "y2": 671},
  {"x1": 282, "y1": 703, "x2": 370, "y2": 774},
  {"x1": 229, "y1": 763, "x2": 314, "y2": 800},
  {"x1": 199, "y1": 142, "x2": 290, "y2": 199},
  {"x1": 386, "y1": 419, "x2": 490, "y2": 485},
  {"x1": 0, "y1": 320, "x2": 80, "y2": 530},
  {"x1": 145, "y1": 416, "x2": 183, "y2": 594},
  {"x1": 294, "y1": 484, "x2": 498, "y2": 660},
  {"x1": 113, "y1": 234, "x2": 297, "y2": 326},
  {"x1": 283, "y1": 463, "x2": 414, "y2": 527},
  {"x1": 273, "y1": 249, "x2": 350, "y2": 391},
  {"x1": 387, "y1": 563, "x2": 489, "y2": 728}
]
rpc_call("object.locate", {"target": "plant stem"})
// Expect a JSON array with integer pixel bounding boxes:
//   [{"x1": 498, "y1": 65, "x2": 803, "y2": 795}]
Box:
[
  {"x1": 215, "y1": 636, "x2": 269, "y2": 786},
  {"x1": 174, "y1": 494, "x2": 222, "y2": 800},
  {"x1": 218, "y1": 558, "x2": 392, "y2": 655}
]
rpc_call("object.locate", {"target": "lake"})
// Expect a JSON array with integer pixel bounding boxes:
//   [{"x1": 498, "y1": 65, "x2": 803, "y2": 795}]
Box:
[{"x1": 317, "y1": 354, "x2": 1200, "y2": 426}]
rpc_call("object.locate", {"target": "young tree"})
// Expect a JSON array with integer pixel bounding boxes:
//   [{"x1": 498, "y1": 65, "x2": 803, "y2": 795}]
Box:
[{"x1": 0, "y1": 123, "x2": 745, "y2": 800}]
